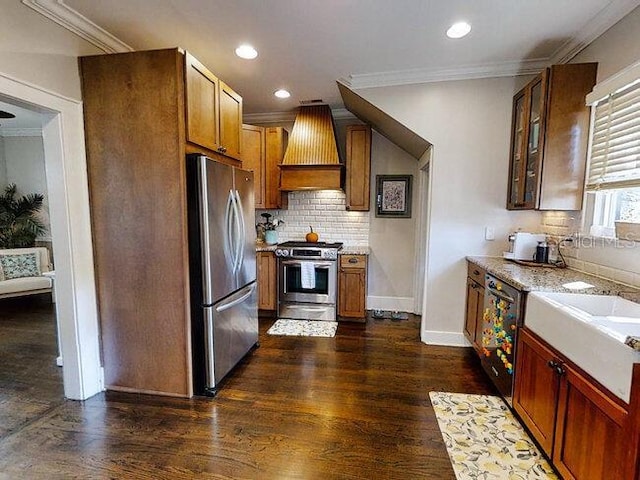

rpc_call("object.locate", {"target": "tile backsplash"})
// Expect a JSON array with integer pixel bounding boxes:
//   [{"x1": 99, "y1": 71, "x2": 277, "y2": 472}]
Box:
[
  {"x1": 541, "y1": 211, "x2": 640, "y2": 288},
  {"x1": 255, "y1": 190, "x2": 369, "y2": 246}
]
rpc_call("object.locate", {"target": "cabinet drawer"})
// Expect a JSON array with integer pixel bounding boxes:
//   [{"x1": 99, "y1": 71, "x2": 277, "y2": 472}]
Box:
[
  {"x1": 467, "y1": 263, "x2": 486, "y2": 285},
  {"x1": 340, "y1": 254, "x2": 367, "y2": 269}
]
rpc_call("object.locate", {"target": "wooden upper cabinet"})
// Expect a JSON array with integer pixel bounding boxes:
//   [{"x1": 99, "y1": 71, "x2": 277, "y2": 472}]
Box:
[
  {"x1": 265, "y1": 127, "x2": 288, "y2": 209},
  {"x1": 219, "y1": 81, "x2": 243, "y2": 160},
  {"x1": 242, "y1": 125, "x2": 265, "y2": 208},
  {"x1": 507, "y1": 63, "x2": 597, "y2": 210},
  {"x1": 184, "y1": 52, "x2": 242, "y2": 161},
  {"x1": 345, "y1": 125, "x2": 371, "y2": 211},
  {"x1": 184, "y1": 52, "x2": 220, "y2": 152}
]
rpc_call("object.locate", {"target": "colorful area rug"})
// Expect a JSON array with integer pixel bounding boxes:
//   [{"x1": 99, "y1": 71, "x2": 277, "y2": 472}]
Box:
[
  {"x1": 267, "y1": 319, "x2": 338, "y2": 337},
  {"x1": 429, "y1": 392, "x2": 558, "y2": 480}
]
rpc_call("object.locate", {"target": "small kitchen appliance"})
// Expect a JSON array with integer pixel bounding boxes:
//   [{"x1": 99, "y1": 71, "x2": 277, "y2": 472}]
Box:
[{"x1": 503, "y1": 232, "x2": 547, "y2": 261}]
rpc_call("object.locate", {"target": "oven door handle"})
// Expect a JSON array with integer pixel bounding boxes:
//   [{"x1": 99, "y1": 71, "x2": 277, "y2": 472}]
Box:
[
  {"x1": 487, "y1": 287, "x2": 515, "y2": 304},
  {"x1": 281, "y1": 260, "x2": 334, "y2": 268}
]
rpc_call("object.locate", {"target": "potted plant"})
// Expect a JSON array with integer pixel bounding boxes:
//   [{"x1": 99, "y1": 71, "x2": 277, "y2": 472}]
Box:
[
  {"x1": 257, "y1": 213, "x2": 284, "y2": 245},
  {"x1": 0, "y1": 183, "x2": 45, "y2": 248}
]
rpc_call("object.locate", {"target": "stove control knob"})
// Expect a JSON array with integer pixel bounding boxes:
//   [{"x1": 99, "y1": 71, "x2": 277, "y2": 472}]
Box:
[{"x1": 275, "y1": 249, "x2": 288, "y2": 257}]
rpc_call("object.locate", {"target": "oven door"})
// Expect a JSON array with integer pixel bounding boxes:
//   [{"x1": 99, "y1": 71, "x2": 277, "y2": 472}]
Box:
[{"x1": 279, "y1": 259, "x2": 336, "y2": 304}]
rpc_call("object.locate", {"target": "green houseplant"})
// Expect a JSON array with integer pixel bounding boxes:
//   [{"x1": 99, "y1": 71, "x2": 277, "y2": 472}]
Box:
[{"x1": 0, "y1": 183, "x2": 45, "y2": 248}]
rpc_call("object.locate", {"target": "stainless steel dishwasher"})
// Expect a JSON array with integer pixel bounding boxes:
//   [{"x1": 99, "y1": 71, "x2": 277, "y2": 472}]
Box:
[{"x1": 481, "y1": 273, "x2": 524, "y2": 406}]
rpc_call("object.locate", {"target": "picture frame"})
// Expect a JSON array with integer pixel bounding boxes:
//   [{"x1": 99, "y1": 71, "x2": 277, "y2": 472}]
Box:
[{"x1": 375, "y1": 175, "x2": 413, "y2": 218}]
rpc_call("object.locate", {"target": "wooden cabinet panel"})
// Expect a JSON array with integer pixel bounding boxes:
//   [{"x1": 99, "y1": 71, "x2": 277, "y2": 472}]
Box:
[
  {"x1": 464, "y1": 278, "x2": 484, "y2": 351},
  {"x1": 265, "y1": 127, "x2": 288, "y2": 209},
  {"x1": 513, "y1": 328, "x2": 560, "y2": 456},
  {"x1": 184, "y1": 52, "x2": 220, "y2": 152},
  {"x1": 257, "y1": 252, "x2": 277, "y2": 311},
  {"x1": 513, "y1": 328, "x2": 634, "y2": 479},
  {"x1": 219, "y1": 81, "x2": 243, "y2": 160},
  {"x1": 345, "y1": 125, "x2": 371, "y2": 211},
  {"x1": 80, "y1": 48, "x2": 192, "y2": 397},
  {"x1": 553, "y1": 363, "x2": 627, "y2": 480},
  {"x1": 507, "y1": 63, "x2": 596, "y2": 210},
  {"x1": 242, "y1": 125, "x2": 265, "y2": 208},
  {"x1": 338, "y1": 254, "x2": 367, "y2": 320}
]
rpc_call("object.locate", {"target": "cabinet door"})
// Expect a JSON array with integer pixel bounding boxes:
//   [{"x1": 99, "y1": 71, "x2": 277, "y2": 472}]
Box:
[
  {"x1": 242, "y1": 125, "x2": 265, "y2": 208},
  {"x1": 464, "y1": 278, "x2": 480, "y2": 349},
  {"x1": 185, "y1": 52, "x2": 220, "y2": 152},
  {"x1": 345, "y1": 125, "x2": 371, "y2": 211},
  {"x1": 338, "y1": 255, "x2": 367, "y2": 319},
  {"x1": 219, "y1": 81, "x2": 243, "y2": 160},
  {"x1": 553, "y1": 363, "x2": 628, "y2": 480},
  {"x1": 513, "y1": 328, "x2": 560, "y2": 457},
  {"x1": 257, "y1": 252, "x2": 277, "y2": 311},
  {"x1": 265, "y1": 127, "x2": 288, "y2": 209},
  {"x1": 522, "y1": 73, "x2": 547, "y2": 208},
  {"x1": 507, "y1": 90, "x2": 528, "y2": 208}
]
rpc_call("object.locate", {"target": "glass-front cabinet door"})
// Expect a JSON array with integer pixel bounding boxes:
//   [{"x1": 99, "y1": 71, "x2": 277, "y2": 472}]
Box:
[{"x1": 507, "y1": 71, "x2": 548, "y2": 209}]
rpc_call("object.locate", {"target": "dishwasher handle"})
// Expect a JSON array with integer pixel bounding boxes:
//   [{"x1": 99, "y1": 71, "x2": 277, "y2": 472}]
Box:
[{"x1": 487, "y1": 287, "x2": 516, "y2": 304}]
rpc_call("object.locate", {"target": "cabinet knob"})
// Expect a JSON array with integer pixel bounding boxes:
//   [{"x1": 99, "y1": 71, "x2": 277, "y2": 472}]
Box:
[
  {"x1": 348, "y1": 258, "x2": 358, "y2": 264},
  {"x1": 473, "y1": 269, "x2": 480, "y2": 276}
]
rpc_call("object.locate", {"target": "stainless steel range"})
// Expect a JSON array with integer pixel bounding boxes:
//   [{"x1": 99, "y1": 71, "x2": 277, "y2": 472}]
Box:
[{"x1": 275, "y1": 241, "x2": 343, "y2": 321}]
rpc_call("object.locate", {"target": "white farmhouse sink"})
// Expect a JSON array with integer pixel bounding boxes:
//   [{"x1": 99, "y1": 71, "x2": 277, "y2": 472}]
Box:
[{"x1": 526, "y1": 292, "x2": 640, "y2": 403}]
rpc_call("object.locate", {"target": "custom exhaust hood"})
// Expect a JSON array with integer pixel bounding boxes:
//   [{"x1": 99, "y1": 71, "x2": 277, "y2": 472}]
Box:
[{"x1": 279, "y1": 104, "x2": 343, "y2": 191}]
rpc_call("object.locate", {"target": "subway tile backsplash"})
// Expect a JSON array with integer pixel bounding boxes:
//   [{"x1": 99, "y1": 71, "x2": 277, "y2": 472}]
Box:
[{"x1": 255, "y1": 190, "x2": 370, "y2": 246}]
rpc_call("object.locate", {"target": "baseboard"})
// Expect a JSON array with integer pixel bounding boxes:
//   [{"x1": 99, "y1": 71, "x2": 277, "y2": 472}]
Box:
[
  {"x1": 367, "y1": 295, "x2": 414, "y2": 312},
  {"x1": 421, "y1": 329, "x2": 469, "y2": 347}
]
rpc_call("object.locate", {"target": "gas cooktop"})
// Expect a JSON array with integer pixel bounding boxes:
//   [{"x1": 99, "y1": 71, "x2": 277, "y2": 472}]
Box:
[{"x1": 277, "y1": 241, "x2": 344, "y2": 249}]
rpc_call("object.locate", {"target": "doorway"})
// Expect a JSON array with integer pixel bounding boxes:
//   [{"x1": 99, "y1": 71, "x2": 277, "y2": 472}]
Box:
[
  {"x1": 0, "y1": 72, "x2": 101, "y2": 400},
  {"x1": 413, "y1": 147, "x2": 432, "y2": 316}
]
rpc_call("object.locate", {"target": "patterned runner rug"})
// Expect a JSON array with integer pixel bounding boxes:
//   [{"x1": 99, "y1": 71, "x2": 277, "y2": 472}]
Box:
[
  {"x1": 429, "y1": 392, "x2": 558, "y2": 479},
  {"x1": 267, "y1": 319, "x2": 338, "y2": 337}
]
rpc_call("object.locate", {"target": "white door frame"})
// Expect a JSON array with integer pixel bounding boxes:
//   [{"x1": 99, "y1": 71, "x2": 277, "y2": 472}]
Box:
[
  {"x1": 0, "y1": 72, "x2": 102, "y2": 400},
  {"x1": 412, "y1": 147, "x2": 432, "y2": 315}
]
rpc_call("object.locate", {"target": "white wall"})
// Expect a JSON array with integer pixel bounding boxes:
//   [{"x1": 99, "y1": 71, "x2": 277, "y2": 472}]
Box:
[
  {"x1": 0, "y1": 2, "x2": 100, "y2": 100},
  {"x1": 368, "y1": 130, "x2": 419, "y2": 310},
  {"x1": 2, "y1": 135, "x2": 51, "y2": 239},
  {"x1": 0, "y1": 135, "x2": 6, "y2": 186},
  {"x1": 355, "y1": 77, "x2": 542, "y2": 345},
  {"x1": 0, "y1": 2, "x2": 103, "y2": 399}
]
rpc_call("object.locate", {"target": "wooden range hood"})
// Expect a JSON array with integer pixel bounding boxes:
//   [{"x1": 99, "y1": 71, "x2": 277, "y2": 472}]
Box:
[{"x1": 279, "y1": 105, "x2": 343, "y2": 191}]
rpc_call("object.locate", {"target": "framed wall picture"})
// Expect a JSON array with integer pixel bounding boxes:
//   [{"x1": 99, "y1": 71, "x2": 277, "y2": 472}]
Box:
[{"x1": 375, "y1": 175, "x2": 412, "y2": 218}]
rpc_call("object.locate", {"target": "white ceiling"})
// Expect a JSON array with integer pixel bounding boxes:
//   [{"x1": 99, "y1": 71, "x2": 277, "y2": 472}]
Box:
[{"x1": 27, "y1": 0, "x2": 640, "y2": 115}]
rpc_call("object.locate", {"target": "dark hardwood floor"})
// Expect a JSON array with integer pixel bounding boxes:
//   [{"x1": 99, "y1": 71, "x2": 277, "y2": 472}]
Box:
[{"x1": 0, "y1": 308, "x2": 496, "y2": 479}]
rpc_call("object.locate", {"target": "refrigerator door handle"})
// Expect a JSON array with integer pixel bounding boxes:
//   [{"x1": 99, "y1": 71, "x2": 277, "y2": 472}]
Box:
[
  {"x1": 216, "y1": 283, "x2": 256, "y2": 313},
  {"x1": 229, "y1": 189, "x2": 242, "y2": 275},
  {"x1": 224, "y1": 190, "x2": 236, "y2": 272},
  {"x1": 234, "y1": 189, "x2": 246, "y2": 274}
]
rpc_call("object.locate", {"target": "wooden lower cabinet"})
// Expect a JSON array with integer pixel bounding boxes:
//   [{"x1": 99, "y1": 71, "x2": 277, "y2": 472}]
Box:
[
  {"x1": 257, "y1": 251, "x2": 277, "y2": 312},
  {"x1": 464, "y1": 263, "x2": 486, "y2": 351},
  {"x1": 338, "y1": 254, "x2": 367, "y2": 321},
  {"x1": 514, "y1": 328, "x2": 632, "y2": 479}
]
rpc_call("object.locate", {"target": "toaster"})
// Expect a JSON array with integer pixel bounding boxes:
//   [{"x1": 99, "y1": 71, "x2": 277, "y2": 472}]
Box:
[{"x1": 503, "y1": 232, "x2": 546, "y2": 261}]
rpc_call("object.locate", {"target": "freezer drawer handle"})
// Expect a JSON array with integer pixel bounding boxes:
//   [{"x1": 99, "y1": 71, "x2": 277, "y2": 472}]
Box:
[{"x1": 216, "y1": 284, "x2": 255, "y2": 313}]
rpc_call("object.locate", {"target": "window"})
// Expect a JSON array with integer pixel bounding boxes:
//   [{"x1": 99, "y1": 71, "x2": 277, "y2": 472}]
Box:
[{"x1": 585, "y1": 61, "x2": 640, "y2": 238}]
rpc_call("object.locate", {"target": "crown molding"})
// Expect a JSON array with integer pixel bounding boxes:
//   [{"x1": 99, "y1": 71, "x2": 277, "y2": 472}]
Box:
[
  {"x1": 342, "y1": 59, "x2": 549, "y2": 90},
  {"x1": 550, "y1": 0, "x2": 640, "y2": 64},
  {"x1": 0, "y1": 127, "x2": 43, "y2": 137},
  {"x1": 244, "y1": 107, "x2": 355, "y2": 125},
  {"x1": 22, "y1": 0, "x2": 133, "y2": 53}
]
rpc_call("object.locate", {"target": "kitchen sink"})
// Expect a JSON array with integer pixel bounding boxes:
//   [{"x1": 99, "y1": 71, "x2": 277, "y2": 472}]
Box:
[{"x1": 526, "y1": 292, "x2": 640, "y2": 403}]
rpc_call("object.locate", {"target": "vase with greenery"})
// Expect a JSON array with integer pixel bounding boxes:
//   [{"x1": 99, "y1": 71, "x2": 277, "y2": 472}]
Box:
[{"x1": 0, "y1": 183, "x2": 45, "y2": 248}]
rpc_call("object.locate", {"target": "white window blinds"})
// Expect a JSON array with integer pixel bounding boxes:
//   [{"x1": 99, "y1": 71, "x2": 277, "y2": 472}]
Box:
[{"x1": 587, "y1": 79, "x2": 640, "y2": 190}]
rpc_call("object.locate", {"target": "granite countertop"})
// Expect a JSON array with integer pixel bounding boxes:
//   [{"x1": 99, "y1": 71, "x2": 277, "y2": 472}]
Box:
[
  {"x1": 467, "y1": 256, "x2": 640, "y2": 298},
  {"x1": 255, "y1": 243, "x2": 277, "y2": 252},
  {"x1": 340, "y1": 246, "x2": 371, "y2": 255}
]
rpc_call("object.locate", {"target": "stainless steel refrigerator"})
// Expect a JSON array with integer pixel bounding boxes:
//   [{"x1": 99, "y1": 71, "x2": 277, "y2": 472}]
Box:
[{"x1": 187, "y1": 154, "x2": 258, "y2": 396}]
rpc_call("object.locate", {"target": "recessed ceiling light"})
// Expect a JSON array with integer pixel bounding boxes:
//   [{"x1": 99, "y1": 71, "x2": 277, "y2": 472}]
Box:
[
  {"x1": 274, "y1": 89, "x2": 291, "y2": 99},
  {"x1": 235, "y1": 44, "x2": 258, "y2": 59},
  {"x1": 446, "y1": 22, "x2": 471, "y2": 39}
]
